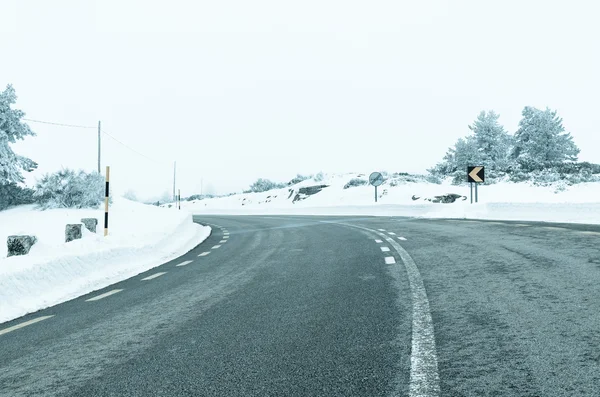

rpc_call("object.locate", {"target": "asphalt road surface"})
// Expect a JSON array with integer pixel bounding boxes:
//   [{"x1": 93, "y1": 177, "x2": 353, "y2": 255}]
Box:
[{"x1": 1, "y1": 215, "x2": 599, "y2": 396}]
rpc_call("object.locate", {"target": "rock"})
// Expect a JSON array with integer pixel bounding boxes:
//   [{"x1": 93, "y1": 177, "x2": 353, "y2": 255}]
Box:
[
  {"x1": 413, "y1": 193, "x2": 467, "y2": 203},
  {"x1": 65, "y1": 224, "x2": 82, "y2": 243},
  {"x1": 81, "y1": 218, "x2": 98, "y2": 233},
  {"x1": 292, "y1": 185, "x2": 329, "y2": 203},
  {"x1": 7, "y1": 235, "x2": 37, "y2": 257}
]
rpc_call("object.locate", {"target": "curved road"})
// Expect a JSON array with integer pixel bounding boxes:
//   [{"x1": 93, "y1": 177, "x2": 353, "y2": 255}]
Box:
[{"x1": 1, "y1": 215, "x2": 599, "y2": 396}]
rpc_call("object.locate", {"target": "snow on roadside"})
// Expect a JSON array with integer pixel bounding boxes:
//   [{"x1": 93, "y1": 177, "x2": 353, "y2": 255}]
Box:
[
  {"x1": 0, "y1": 197, "x2": 210, "y2": 324},
  {"x1": 182, "y1": 172, "x2": 600, "y2": 224}
]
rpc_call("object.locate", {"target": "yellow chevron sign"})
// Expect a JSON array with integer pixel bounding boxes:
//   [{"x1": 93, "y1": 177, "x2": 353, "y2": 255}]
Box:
[{"x1": 467, "y1": 166, "x2": 484, "y2": 183}]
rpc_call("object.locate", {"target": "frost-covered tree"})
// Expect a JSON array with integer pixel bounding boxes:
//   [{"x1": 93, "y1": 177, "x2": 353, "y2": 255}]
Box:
[
  {"x1": 0, "y1": 85, "x2": 37, "y2": 185},
  {"x1": 428, "y1": 136, "x2": 481, "y2": 184},
  {"x1": 34, "y1": 169, "x2": 104, "y2": 209},
  {"x1": 512, "y1": 107, "x2": 579, "y2": 171},
  {"x1": 123, "y1": 189, "x2": 138, "y2": 201},
  {"x1": 469, "y1": 110, "x2": 514, "y2": 171}
]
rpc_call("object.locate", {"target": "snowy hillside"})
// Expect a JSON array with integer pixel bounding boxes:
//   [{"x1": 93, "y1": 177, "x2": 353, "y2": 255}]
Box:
[
  {"x1": 0, "y1": 197, "x2": 210, "y2": 323},
  {"x1": 180, "y1": 172, "x2": 600, "y2": 224}
]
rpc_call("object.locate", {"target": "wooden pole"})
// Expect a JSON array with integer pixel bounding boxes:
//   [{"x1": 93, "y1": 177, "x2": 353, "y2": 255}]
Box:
[{"x1": 104, "y1": 166, "x2": 110, "y2": 236}]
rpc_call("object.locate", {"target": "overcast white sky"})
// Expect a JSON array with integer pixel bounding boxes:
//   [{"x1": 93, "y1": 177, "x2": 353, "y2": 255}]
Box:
[{"x1": 2, "y1": 0, "x2": 599, "y2": 200}]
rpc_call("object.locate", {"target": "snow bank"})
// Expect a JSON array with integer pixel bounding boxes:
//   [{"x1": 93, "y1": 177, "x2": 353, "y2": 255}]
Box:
[
  {"x1": 0, "y1": 197, "x2": 210, "y2": 324},
  {"x1": 181, "y1": 172, "x2": 600, "y2": 224}
]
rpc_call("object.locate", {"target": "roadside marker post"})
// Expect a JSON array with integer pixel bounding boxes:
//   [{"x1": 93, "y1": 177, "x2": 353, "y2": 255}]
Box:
[
  {"x1": 178, "y1": 189, "x2": 181, "y2": 210},
  {"x1": 369, "y1": 172, "x2": 384, "y2": 203},
  {"x1": 467, "y1": 166, "x2": 484, "y2": 204},
  {"x1": 104, "y1": 166, "x2": 110, "y2": 236}
]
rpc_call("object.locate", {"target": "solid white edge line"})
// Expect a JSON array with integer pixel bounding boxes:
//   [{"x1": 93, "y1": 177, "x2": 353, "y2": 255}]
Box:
[
  {"x1": 176, "y1": 260, "x2": 193, "y2": 267},
  {"x1": 198, "y1": 252, "x2": 210, "y2": 256},
  {"x1": 0, "y1": 315, "x2": 55, "y2": 336},
  {"x1": 212, "y1": 245, "x2": 221, "y2": 249},
  {"x1": 86, "y1": 289, "x2": 123, "y2": 302},
  {"x1": 381, "y1": 247, "x2": 391, "y2": 252},
  {"x1": 384, "y1": 256, "x2": 396, "y2": 264},
  {"x1": 141, "y1": 272, "x2": 167, "y2": 281}
]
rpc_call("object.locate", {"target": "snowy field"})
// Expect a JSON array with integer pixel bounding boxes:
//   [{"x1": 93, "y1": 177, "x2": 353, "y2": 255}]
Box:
[
  {"x1": 184, "y1": 173, "x2": 600, "y2": 224},
  {"x1": 0, "y1": 197, "x2": 210, "y2": 324}
]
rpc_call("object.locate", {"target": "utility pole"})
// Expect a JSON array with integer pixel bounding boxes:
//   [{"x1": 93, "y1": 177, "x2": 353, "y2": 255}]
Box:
[
  {"x1": 97, "y1": 121, "x2": 101, "y2": 173},
  {"x1": 173, "y1": 161, "x2": 176, "y2": 202}
]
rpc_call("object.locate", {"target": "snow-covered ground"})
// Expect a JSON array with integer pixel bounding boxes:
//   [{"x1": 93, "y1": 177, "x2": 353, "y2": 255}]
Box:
[
  {"x1": 0, "y1": 197, "x2": 210, "y2": 324},
  {"x1": 183, "y1": 172, "x2": 600, "y2": 224}
]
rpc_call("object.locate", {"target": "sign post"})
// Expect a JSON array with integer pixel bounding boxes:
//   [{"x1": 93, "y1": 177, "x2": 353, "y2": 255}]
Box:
[
  {"x1": 369, "y1": 172, "x2": 384, "y2": 203},
  {"x1": 467, "y1": 166, "x2": 484, "y2": 203}
]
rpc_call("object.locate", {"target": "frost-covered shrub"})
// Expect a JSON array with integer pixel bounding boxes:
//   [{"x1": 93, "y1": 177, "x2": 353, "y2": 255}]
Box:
[
  {"x1": 313, "y1": 172, "x2": 325, "y2": 182},
  {"x1": 343, "y1": 178, "x2": 368, "y2": 189},
  {"x1": 0, "y1": 183, "x2": 35, "y2": 210},
  {"x1": 34, "y1": 169, "x2": 104, "y2": 210},
  {"x1": 287, "y1": 174, "x2": 310, "y2": 186},
  {"x1": 248, "y1": 178, "x2": 286, "y2": 193},
  {"x1": 425, "y1": 174, "x2": 442, "y2": 184}
]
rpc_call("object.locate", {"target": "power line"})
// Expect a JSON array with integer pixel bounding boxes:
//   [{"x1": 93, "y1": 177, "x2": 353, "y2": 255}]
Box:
[
  {"x1": 102, "y1": 128, "x2": 166, "y2": 165},
  {"x1": 23, "y1": 118, "x2": 96, "y2": 129}
]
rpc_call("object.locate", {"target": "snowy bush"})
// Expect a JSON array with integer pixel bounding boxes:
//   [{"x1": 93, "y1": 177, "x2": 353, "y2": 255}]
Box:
[
  {"x1": 287, "y1": 174, "x2": 310, "y2": 186},
  {"x1": 34, "y1": 169, "x2": 105, "y2": 210},
  {"x1": 313, "y1": 172, "x2": 325, "y2": 182},
  {"x1": 343, "y1": 178, "x2": 368, "y2": 189},
  {"x1": 247, "y1": 178, "x2": 286, "y2": 193},
  {"x1": 0, "y1": 183, "x2": 35, "y2": 210}
]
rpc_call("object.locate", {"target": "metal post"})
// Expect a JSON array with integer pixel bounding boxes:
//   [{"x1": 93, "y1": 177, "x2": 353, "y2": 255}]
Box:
[
  {"x1": 475, "y1": 183, "x2": 478, "y2": 203},
  {"x1": 470, "y1": 182, "x2": 473, "y2": 204},
  {"x1": 375, "y1": 186, "x2": 378, "y2": 203},
  {"x1": 104, "y1": 166, "x2": 110, "y2": 236},
  {"x1": 173, "y1": 161, "x2": 177, "y2": 202},
  {"x1": 178, "y1": 189, "x2": 181, "y2": 210},
  {"x1": 97, "y1": 121, "x2": 101, "y2": 174}
]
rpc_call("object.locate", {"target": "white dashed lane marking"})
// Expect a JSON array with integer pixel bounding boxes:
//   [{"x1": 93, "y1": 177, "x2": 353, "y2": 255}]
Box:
[
  {"x1": 384, "y1": 256, "x2": 396, "y2": 264},
  {"x1": 223, "y1": 236, "x2": 229, "y2": 239},
  {"x1": 141, "y1": 272, "x2": 167, "y2": 281},
  {"x1": 378, "y1": 229, "x2": 386, "y2": 232},
  {"x1": 212, "y1": 245, "x2": 222, "y2": 249},
  {"x1": 579, "y1": 231, "x2": 600, "y2": 236},
  {"x1": 398, "y1": 237, "x2": 407, "y2": 241},
  {"x1": 0, "y1": 315, "x2": 55, "y2": 336},
  {"x1": 381, "y1": 247, "x2": 390, "y2": 252},
  {"x1": 176, "y1": 260, "x2": 193, "y2": 267},
  {"x1": 374, "y1": 239, "x2": 383, "y2": 243},
  {"x1": 219, "y1": 240, "x2": 227, "y2": 244},
  {"x1": 388, "y1": 232, "x2": 396, "y2": 236},
  {"x1": 198, "y1": 252, "x2": 210, "y2": 257},
  {"x1": 86, "y1": 289, "x2": 123, "y2": 302}
]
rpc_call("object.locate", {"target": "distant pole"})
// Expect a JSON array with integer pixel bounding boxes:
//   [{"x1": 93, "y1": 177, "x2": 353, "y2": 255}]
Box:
[
  {"x1": 475, "y1": 183, "x2": 479, "y2": 203},
  {"x1": 375, "y1": 186, "x2": 378, "y2": 203},
  {"x1": 178, "y1": 189, "x2": 181, "y2": 210},
  {"x1": 97, "y1": 121, "x2": 101, "y2": 174},
  {"x1": 173, "y1": 161, "x2": 176, "y2": 202},
  {"x1": 104, "y1": 166, "x2": 110, "y2": 236}
]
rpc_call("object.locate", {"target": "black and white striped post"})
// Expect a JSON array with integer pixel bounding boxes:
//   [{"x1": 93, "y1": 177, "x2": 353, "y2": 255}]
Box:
[
  {"x1": 178, "y1": 189, "x2": 181, "y2": 210},
  {"x1": 104, "y1": 166, "x2": 110, "y2": 236}
]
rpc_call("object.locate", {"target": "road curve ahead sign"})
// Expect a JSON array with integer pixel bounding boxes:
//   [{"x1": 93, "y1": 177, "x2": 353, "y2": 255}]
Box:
[
  {"x1": 369, "y1": 172, "x2": 384, "y2": 187},
  {"x1": 467, "y1": 166, "x2": 484, "y2": 183}
]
